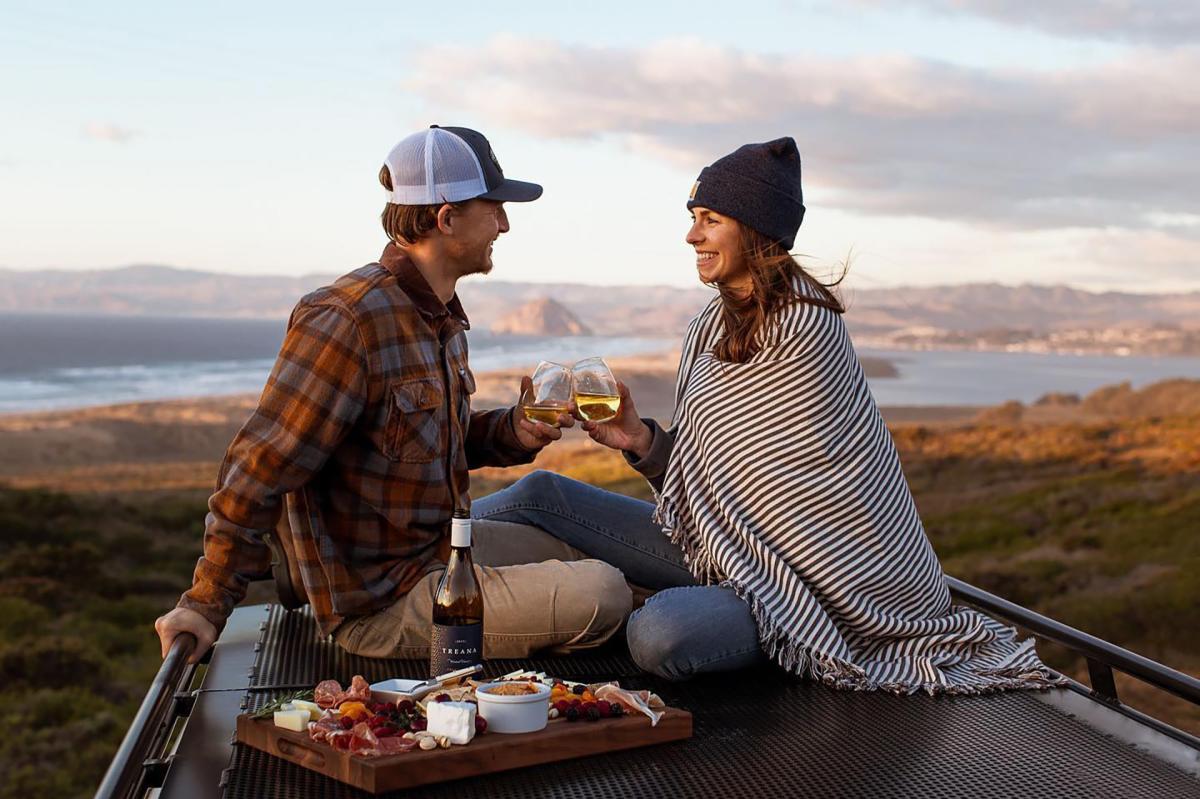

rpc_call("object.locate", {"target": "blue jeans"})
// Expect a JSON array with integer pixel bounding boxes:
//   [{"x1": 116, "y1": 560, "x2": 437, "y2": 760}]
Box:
[{"x1": 472, "y1": 470, "x2": 764, "y2": 680}]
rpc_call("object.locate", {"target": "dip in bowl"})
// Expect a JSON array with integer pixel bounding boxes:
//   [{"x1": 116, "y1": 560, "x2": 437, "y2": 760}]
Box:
[{"x1": 474, "y1": 681, "x2": 552, "y2": 734}]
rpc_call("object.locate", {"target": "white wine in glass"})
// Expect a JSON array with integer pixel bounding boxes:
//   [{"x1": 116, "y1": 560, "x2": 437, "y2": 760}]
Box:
[
  {"x1": 572, "y1": 357, "x2": 621, "y2": 423},
  {"x1": 520, "y1": 361, "x2": 572, "y2": 427}
]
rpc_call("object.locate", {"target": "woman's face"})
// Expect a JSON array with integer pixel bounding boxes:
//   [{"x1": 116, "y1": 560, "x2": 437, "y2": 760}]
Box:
[{"x1": 686, "y1": 207, "x2": 748, "y2": 290}]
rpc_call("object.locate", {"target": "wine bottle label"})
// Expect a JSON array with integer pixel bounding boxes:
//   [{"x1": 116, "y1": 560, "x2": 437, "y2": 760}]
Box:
[{"x1": 429, "y1": 622, "x2": 483, "y2": 676}]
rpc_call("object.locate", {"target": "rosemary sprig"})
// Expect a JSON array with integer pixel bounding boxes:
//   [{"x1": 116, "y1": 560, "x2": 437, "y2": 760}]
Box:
[{"x1": 252, "y1": 689, "x2": 315, "y2": 719}]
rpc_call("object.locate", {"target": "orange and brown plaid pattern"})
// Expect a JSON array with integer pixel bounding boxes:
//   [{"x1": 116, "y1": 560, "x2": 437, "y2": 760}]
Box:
[{"x1": 179, "y1": 244, "x2": 535, "y2": 636}]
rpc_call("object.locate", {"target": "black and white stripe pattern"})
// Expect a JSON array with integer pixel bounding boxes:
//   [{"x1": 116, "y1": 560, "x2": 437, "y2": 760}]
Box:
[{"x1": 655, "y1": 285, "x2": 1063, "y2": 694}]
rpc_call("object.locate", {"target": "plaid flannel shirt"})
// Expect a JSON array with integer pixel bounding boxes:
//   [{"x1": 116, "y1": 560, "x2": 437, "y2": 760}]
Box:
[{"x1": 179, "y1": 244, "x2": 535, "y2": 636}]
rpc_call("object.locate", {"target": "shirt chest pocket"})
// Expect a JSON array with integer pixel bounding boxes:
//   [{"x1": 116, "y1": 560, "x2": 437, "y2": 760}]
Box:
[{"x1": 384, "y1": 377, "x2": 444, "y2": 463}]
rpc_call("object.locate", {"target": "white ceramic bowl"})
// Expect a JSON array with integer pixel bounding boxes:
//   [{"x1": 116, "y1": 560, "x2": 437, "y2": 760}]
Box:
[
  {"x1": 474, "y1": 681, "x2": 551, "y2": 734},
  {"x1": 369, "y1": 678, "x2": 427, "y2": 704}
]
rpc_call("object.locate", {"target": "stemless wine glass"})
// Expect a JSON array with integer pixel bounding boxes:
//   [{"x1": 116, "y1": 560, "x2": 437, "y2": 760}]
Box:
[
  {"x1": 520, "y1": 361, "x2": 573, "y2": 427},
  {"x1": 571, "y1": 357, "x2": 621, "y2": 423}
]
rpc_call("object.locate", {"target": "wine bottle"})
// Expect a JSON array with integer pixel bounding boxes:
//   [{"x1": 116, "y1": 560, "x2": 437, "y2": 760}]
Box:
[{"x1": 430, "y1": 510, "x2": 484, "y2": 677}]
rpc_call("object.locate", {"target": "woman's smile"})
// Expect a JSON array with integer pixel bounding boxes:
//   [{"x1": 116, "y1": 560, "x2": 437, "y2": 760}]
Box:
[{"x1": 687, "y1": 207, "x2": 746, "y2": 288}]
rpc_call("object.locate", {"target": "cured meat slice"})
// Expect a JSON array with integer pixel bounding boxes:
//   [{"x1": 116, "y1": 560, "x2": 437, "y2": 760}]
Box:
[
  {"x1": 340, "y1": 675, "x2": 371, "y2": 705},
  {"x1": 307, "y1": 711, "x2": 342, "y2": 743},
  {"x1": 348, "y1": 722, "x2": 379, "y2": 755},
  {"x1": 374, "y1": 736, "x2": 419, "y2": 756},
  {"x1": 593, "y1": 684, "x2": 664, "y2": 726},
  {"x1": 314, "y1": 679, "x2": 343, "y2": 709},
  {"x1": 327, "y1": 730, "x2": 354, "y2": 751}
]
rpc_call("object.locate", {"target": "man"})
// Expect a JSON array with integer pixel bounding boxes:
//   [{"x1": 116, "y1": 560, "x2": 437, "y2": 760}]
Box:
[{"x1": 155, "y1": 125, "x2": 631, "y2": 663}]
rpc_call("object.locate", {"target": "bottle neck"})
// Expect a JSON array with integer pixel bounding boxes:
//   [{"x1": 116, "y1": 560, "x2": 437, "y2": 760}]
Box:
[{"x1": 450, "y1": 516, "x2": 472, "y2": 548}]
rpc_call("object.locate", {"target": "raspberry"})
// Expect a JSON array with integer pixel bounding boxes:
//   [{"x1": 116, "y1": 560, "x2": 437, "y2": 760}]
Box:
[
  {"x1": 596, "y1": 701, "x2": 612, "y2": 718},
  {"x1": 553, "y1": 700, "x2": 571, "y2": 714}
]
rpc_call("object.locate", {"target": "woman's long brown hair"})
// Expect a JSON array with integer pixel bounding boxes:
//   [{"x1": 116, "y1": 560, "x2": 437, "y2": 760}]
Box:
[{"x1": 709, "y1": 225, "x2": 846, "y2": 364}]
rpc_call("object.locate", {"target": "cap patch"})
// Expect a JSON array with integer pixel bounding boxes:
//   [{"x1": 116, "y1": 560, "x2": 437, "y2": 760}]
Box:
[
  {"x1": 487, "y1": 145, "x2": 503, "y2": 176},
  {"x1": 689, "y1": 180, "x2": 700, "y2": 200}
]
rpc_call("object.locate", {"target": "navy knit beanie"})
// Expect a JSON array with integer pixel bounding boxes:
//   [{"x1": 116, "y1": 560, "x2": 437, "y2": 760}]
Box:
[{"x1": 687, "y1": 137, "x2": 805, "y2": 250}]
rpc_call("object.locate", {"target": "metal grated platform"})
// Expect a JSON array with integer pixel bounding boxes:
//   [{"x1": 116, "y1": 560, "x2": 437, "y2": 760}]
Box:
[{"x1": 219, "y1": 605, "x2": 1199, "y2": 799}]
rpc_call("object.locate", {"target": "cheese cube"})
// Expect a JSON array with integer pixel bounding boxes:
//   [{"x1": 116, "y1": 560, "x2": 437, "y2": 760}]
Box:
[
  {"x1": 426, "y1": 700, "x2": 476, "y2": 745},
  {"x1": 274, "y1": 709, "x2": 310, "y2": 731},
  {"x1": 288, "y1": 700, "x2": 322, "y2": 717}
]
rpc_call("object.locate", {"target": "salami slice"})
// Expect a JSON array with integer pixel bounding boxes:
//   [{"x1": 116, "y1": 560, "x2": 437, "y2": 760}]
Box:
[{"x1": 314, "y1": 679, "x2": 343, "y2": 709}]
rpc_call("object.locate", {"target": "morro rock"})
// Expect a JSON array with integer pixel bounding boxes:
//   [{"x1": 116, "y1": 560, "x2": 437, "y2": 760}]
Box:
[{"x1": 491, "y1": 298, "x2": 592, "y2": 336}]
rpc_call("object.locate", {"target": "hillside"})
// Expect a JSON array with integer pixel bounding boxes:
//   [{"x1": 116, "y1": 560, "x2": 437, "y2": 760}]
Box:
[
  {"x1": 4, "y1": 265, "x2": 1200, "y2": 353},
  {"x1": 1, "y1": 380, "x2": 1198, "y2": 797},
  {"x1": 490, "y1": 297, "x2": 592, "y2": 336}
]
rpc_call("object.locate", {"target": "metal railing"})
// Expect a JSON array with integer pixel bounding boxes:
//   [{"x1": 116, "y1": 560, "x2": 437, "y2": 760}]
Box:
[
  {"x1": 95, "y1": 633, "x2": 197, "y2": 799},
  {"x1": 946, "y1": 576, "x2": 1200, "y2": 708}
]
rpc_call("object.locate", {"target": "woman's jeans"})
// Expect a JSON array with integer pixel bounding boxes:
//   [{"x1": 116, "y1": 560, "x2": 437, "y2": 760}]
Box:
[{"x1": 472, "y1": 470, "x2": 764, "y2": 681}]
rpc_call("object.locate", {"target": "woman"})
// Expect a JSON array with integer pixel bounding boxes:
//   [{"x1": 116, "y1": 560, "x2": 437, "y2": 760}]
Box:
[{"x1": 474, "y1": 138, "x2": 1060, "y2": 693}]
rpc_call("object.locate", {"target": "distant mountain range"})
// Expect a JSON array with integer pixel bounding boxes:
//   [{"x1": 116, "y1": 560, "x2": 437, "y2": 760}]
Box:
[{"x1": 3, "y1": 265, "x2": 1199, "y2": 355}]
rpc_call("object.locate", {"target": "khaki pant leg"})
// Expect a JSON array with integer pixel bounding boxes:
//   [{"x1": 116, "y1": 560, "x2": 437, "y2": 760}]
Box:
[{"x1": 335, "y1": 557, "x2": 632, "y2": 660}]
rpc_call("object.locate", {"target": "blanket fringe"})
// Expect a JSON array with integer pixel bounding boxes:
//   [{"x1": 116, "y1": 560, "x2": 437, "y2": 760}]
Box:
[
  {"x1": 731, "y1": 580, "x2": 1066, "y2": 695},
  {"x1": 655, "y1": 496, "x2": 1065, "y2": 696}
]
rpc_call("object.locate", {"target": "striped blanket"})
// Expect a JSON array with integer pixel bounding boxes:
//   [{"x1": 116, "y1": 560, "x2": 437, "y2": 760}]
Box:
[{"x1": 654, "y1": 286, "x2": 1063, "y2": 694}]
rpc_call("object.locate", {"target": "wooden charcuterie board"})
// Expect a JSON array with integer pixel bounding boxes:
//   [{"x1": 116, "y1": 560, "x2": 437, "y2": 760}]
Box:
[{"x1": 235, "y1": 707, "x2": 692, "y2": 793}]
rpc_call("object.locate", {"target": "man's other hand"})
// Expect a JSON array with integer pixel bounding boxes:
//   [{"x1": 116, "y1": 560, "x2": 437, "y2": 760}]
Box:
[
  {"x1": 155, "y1": 607, "x2": 218, "y2": 664},
  {"x1": 514, "y1": 375, "x2": 575, "y2": 450}
]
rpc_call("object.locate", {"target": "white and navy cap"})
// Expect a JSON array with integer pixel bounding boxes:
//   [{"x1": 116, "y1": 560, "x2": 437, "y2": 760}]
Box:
[{"x1": 383, "y1": 125, "x2": 543, "y2": 205}]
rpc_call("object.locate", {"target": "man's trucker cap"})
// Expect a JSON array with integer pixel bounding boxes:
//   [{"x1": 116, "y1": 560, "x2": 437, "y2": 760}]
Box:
[{"x1": 383, "y1": 125, "x2": 543, "y2": 205}]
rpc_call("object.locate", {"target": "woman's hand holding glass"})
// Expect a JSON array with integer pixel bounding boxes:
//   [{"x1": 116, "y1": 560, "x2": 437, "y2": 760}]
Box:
[{"x1": 573, "y1": 379, "x2": 653, "y2": 459}]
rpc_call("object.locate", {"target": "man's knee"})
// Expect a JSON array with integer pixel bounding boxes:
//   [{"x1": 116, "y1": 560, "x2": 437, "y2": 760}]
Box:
[{"x1": 561, "y1": 560, "x2": 632, "y2": 643}]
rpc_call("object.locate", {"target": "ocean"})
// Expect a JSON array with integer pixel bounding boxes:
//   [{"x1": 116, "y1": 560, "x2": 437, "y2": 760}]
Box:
[
  {"x1": 0, "y1": 313, "x2": 672, "y2": 414},
  {"x1": 2, "y1": 313, "x2": 1199, "y2": 414}
]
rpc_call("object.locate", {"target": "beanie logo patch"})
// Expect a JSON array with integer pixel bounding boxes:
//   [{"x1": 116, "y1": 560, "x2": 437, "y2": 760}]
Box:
[{"x1": 689, "y1": 180, "x2": 700, "y2": 201}]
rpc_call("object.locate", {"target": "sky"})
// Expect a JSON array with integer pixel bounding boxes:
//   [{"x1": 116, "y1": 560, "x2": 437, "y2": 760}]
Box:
[{"x1": 1, "y1": 0, "x2": 1197, "y2": 292}]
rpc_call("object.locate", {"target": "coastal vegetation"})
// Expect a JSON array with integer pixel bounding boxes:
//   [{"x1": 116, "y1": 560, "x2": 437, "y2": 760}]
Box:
[{"x1": 1, "y1": 381, "x2": 1197, "y2": 797}]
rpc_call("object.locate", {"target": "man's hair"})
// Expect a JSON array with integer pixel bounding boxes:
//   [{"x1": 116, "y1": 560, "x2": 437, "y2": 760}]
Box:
[{"x1": 378, "y1": 165, "x2": 464, "y2": 244}]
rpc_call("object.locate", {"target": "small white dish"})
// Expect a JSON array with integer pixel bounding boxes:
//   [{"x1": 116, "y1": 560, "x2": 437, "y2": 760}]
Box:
[
  {"x1": 369, "y1": 678, "x2": 428, "y2": 704},
  {"x1": 474, "y1": 681, "x2": 552, "y2": 734}
]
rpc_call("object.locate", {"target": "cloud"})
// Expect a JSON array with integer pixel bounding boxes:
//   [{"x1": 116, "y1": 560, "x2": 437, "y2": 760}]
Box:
[
  {"x1": 871, "y1": 1, "x2": 1200, "y2": 46},
  {"x1": 83, "y1": 122, "x2": 139, "y2": 143},
  {"x1": 404, "y1": 36, "x2": 1200, "y2": 234}
]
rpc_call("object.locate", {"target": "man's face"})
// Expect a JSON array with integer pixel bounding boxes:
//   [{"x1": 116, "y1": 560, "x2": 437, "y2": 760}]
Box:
[{"x1": 448, "y1": 199, "x2": 510, "y2": 277}]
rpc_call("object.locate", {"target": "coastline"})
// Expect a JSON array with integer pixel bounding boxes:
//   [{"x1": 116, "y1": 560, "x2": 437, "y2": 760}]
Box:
[{"x1": 0, "y1": 350, "x2": 970, "y2": 492}]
